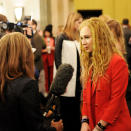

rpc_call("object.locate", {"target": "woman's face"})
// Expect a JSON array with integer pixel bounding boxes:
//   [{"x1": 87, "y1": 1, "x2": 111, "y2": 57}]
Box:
[
  {"x1": 74, "y1": 18, "x2": 83, "y2": 31},
  {"x1": 80, "y1": 26, "x2": 93, "y2": 53},
  {"x1": 44, "y1": 31, "x2": 51, "y2": 37}
]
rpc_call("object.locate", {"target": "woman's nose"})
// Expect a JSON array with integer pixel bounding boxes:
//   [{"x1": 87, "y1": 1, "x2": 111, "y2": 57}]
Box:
[{"x1": 82, "y1": 38, "x2": 87, "y2": 45}]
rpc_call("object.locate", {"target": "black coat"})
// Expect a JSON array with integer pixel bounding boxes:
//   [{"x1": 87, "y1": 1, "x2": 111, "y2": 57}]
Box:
[{"x1": 0, "y1": 76, "x2": 56, "y2": 131}]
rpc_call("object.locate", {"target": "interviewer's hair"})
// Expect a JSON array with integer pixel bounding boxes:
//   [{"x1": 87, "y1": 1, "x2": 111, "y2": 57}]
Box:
[
  {"x1": 79, "y1": 17, "x2": 123, "y2": 85},
  {"x1": 63, "y1": 12, "x2": 82, "y2": 41},
  {"x1": 107, "y1": 19, "x2": 126, "y2": 55},
  {"x1": 0, "y1": 32, "x2": 35, "y2": 100}
]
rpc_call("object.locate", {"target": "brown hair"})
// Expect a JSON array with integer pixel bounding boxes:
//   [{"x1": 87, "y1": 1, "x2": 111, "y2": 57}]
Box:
[
  {"x1": 63, "y1": 12, "x2": 82, "y2": 41},
  {"x1": 0, "y1": 32, "x2": 35, "y2": 100},
  {"x1": 32, "y1": 19, "x2": 37, "y2": 26},
  {"x1": 99, "y1": 14, "x2": 111, "y2": 23},
  {"x1": 107, "y1": 19, "x2": 126, "y2": 55}
]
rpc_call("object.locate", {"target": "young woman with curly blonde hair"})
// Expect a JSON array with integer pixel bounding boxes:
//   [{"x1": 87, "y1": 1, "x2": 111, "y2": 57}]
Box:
[{"x1": 80, "y1": 17, "x2": 131, "y2": 131}]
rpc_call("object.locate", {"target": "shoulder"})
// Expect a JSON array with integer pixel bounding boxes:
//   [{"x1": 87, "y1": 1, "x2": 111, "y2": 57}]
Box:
[
  {"x1": 8, "y1": 76, "x2": 37, "y2": 96},
  {"x1": 108, "y1": 53, "x2": 128, "y2": 72},
  {"x1": 13, "y1": 76, "x2": 34, "y2": 84},
  {"x1": 56, "y1": 33, "x2": 68, "y2": 41},
  {"x1": 110, "y1": 54, "x2": 126, "y2": 65}
]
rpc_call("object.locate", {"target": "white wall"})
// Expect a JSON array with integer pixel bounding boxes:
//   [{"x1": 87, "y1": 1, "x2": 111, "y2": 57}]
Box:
[
  {"x1": 0, "y1": 0, "x2": 40, "y2": 22},
  {"x1": 0, "y1": 0, "x2": 75, "y2": 31}
]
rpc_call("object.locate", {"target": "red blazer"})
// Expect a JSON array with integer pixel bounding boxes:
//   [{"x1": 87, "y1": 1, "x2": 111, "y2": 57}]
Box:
[{"x1": 82, "y1": 54, "x2": 131, "y2": 131}]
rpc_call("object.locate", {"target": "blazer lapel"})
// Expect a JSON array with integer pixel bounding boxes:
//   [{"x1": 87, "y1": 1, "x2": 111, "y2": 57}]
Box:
[{"x1": 91, "y1": 79, "x2": 99, "y2": 96}]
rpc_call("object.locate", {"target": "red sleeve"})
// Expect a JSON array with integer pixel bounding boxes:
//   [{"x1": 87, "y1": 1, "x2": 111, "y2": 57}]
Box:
[
  {"x1": 82, "y1": 84, "x2": 88, "y2": 116},
  {"x1": 101, "y1": 57, "x2": 128, "y2": 124}
]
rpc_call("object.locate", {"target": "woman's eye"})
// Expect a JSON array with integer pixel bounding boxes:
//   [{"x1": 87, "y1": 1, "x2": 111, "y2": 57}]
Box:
[
  {"x1": 80, "y1": 37, "x2": 83, "y2": 40},
  {"x1": 85, "y1": 36, "x2": 89, "y2": 39}
]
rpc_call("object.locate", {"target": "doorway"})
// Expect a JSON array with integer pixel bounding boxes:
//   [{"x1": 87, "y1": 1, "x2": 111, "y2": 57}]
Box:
[{"x1": 78, "y1": 10, "x2": 102, "y2": 19}]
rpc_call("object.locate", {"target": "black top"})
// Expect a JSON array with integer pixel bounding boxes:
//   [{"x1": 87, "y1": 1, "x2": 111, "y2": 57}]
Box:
[
  {"x1": 0, "y1": 76, "x2": 56, "y2": 131},
  {"x1": 55, "y1": 33, "x2": 69, "y2": 69}
]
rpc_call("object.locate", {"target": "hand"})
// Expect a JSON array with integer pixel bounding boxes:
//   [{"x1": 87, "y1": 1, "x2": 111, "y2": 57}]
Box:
[
  {"x1": 92, "y1": 126, "x2": 103, "y2": 131},
  {"x1": 51, "y1": 119, "x2": 63, "y2": 131},
  {"x1": 81, "y1": 122, "x2": 91, "y2": 131},
  {"x1": 23, "y1": 27, "x2": 32, "y2": 36},
  {"x1": 92, "y1": 127, "x2": 99, "y2": 131}
]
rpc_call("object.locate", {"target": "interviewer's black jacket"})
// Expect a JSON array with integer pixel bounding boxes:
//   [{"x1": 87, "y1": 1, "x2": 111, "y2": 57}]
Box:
[{"x1": 0, "y1": 76, "x2": 56, "y2": 131}]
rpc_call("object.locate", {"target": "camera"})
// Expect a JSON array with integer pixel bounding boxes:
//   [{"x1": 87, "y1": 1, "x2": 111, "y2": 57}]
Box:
[{"x1": 0, "y1": 21, "x2": 33, "y2": 38}]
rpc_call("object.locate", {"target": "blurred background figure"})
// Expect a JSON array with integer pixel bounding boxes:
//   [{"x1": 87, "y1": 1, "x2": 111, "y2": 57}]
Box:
[
  {"x1": 122, "y1": 18, "x2": 131, "y2": 114},
  {"x1": 122, "y1": 18, "x2": 131, "y2": 69},
  {"x1": 107, "y1": 19, "x2": 126, "y2": 56},
  {"x1": 0, "y1": 14, "x2": 8, "y2": 38},
  {"x1": 42, "y1": 24, "x2": 55, "y2": 95},
  {"x1": 55, "y1": 12, "x2": 83, "y2": 131},
  {"x1": 99, "y1": 14, "x2": 112, "y2": 23},
  {"x1": 55, "y1": 25, "x2": 64, "y2": 37},
  {"x1": 28, "y1": 19, "x2": 46, "y2": 96}
]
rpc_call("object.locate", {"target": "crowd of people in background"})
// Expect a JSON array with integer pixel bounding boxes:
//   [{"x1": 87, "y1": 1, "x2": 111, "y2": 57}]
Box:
[{"x1": 0, "y1": 11, "x2": 131, "y2": 131}]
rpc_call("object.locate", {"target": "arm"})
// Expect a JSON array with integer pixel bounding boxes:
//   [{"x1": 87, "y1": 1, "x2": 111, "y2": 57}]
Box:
[
  {"x1": 99, "y1": 58, "x2": 128, "y2": 125},
  {"x1": 51, "y1": 38, "x2": 55, "y2": 51},
  {"x1": 55, "y1": 34, "x2": 66, "y2": 69},
  {"x1": 81, "y1": 86, "x2": 91, "y2": 131},
  {"x1": 19, "y1": 80, "x2": 58, "y2": 131}
]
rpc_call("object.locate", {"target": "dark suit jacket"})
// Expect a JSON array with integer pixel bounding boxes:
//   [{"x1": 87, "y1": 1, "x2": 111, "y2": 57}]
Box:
[
  {"x1": 31, "y1": 32, "x2": 46, "y2": 71},
  {"x1": 0, "y1": 76, "x2": 56, "y2": 131},
  {"x1": 123, "y1": 27, "x2": 131, "y2": 70}
]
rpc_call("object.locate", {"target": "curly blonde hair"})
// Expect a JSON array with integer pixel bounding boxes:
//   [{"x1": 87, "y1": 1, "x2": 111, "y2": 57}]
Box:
[{"x1": 79, "y1": 17, "x2": 123, "y2": 85}]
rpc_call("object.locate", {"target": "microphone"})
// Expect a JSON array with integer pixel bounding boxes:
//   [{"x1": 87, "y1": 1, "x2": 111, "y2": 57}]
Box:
[
  {"x1": 50, "y1": 63, "x2": 74, "y2": 95},
  {"x1": 43, "y1": 64, "x2": 74, "y2": 120}
]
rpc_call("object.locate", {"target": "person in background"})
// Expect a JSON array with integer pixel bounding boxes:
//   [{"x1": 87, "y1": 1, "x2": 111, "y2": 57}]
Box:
[
  {"x1": 28, "y1": 19, "x2": 46, "y2": 96},
  {"x1": 122, "y1": 18, "x2": 131, "y2": 68},
  {"x1": 42, "y1": 24, "x2": 55, "y2": 95},
  {"x1": 0, "y1": 14, "x2": 8, "y2": 38},
  {"x1": 99, "y1": 14, "x2": 111, "y2": 23},
  {"x1": 55, "y1": 25, "x2": 64, "y2": 37},
  {"x1": 54, "y1": 12, "x2": 83, "y2": 131},
  {"x1": 0, "y1": 32, "x2": 63, "y2": 131},
  {"x1": 107, "y1": 19, "x2": 126, "y2": 56},
  {"x1": 80, "y1": 17, "x2": 131, "y2": 131},
  {"x1": 122, "y1": 18, "x2": 131, "y2": 114}
]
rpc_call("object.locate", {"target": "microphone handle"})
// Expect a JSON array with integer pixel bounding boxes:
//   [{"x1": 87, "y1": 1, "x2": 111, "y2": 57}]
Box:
[
  {"x1": 53, "y1": 96, "x2": 61, "y2": 122},
  {"x1": 44, "y1": 94, "x2": 55, "y2": 114}
]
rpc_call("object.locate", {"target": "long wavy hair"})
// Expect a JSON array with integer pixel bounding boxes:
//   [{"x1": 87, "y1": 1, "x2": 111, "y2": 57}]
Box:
[
  {"x1": 107, "y1": 19, "x2": 126, "y2": 55},
  {"x1": 63, "y1": 12, "x2": 82, "y2": 41},
  {"x1": 0, "y1": 32, "x2": 35, "y2": 100},
  {"x1": 79, "y1": 17, "x2": 123, "y2": 85}
]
